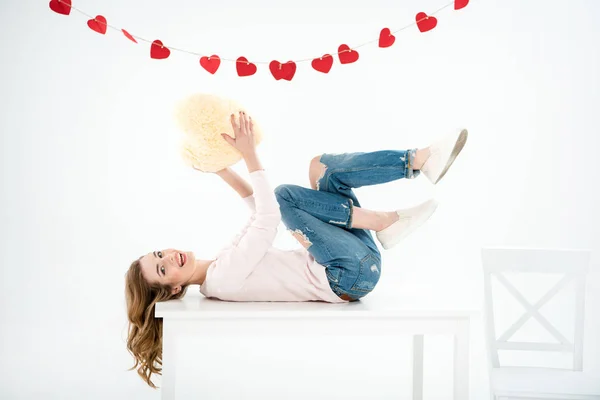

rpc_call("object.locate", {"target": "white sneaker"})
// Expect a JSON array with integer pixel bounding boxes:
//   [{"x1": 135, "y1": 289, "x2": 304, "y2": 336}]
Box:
[
  {"x1": 421, "y1": 129, "x2": 468, "y2": 184},
  {"x1": 375, "y1": 199, "x2": 439, "y2": 250}
]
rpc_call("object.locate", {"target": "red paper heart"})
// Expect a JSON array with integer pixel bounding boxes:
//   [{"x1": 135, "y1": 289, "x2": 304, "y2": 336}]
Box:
[
  {"x1": 200, "y1": 55, "x2": 221, "y2": 74},
  {"x1": 378, "y1": 28, "x2": 396, "y2": 48},
  {"x1": 236, "y1": 57, "x2": 257, "y2": 77},
  {"x1": 87, "y1": 15, "x2": 107, "y2": 35},
  {"x1": 311, "y1": 55, "x2": 333, "y2": 74},
  {"x1": 416, "y1": 12, "x2": 437, "y2": 33},
  {"x1": 122, "y1": 29, "x2": 137, "y2": 43},
  {"x1": 269, "y1": 60, "x2": 297, "y2": 81},
  {"x1": 150, "y1": 40, "x2": 170, "y2": 59},
  {"x1": 311, "y1": 54, "x2": 333, "y2": 74},
  {"x1": 338, "y1": 45, "x2": 359, "y2": 64},
  {"x1": 49, "y1": 0, "x2": 71, "y2": 15},
  {"x1": 455, "y1": 0, "x2": 469, "y2": 10}
]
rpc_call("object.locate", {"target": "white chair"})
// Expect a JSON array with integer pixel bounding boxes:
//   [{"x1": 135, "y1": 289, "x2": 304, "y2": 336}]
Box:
[{"x1": 481, "y1": 247, "x2": 598, "y2": 400}]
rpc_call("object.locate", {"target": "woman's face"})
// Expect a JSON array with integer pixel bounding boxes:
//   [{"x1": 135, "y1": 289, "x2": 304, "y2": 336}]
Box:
[{"x1": 139, "y1": 248, "x2": 196, "y2": 294}]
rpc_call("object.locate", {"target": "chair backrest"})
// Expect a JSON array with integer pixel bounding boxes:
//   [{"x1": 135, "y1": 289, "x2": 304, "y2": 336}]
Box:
[{"x1": 481, "y1": 247, "x2": 591, "y2": 371}]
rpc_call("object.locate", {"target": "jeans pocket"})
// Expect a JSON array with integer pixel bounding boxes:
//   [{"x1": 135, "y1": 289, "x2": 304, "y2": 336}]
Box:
[
  {"x1": 349, "y1": 253, "x2": 381, "y2": 293},
  {"x1": 325, "y1": 266, "x2": 341, "y2": 284}
]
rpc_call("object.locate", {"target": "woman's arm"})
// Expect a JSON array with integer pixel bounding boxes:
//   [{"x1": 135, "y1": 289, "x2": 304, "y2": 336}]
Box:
[
  {"x1": 213, "y1": 167, "x2": 280, "y2": 292},
  {"x1": 210, "y1": 112, "x2": 280, "y2": 292},
  {"x1": 215, "y1": 167, "x2": 254, "y2": 199}
]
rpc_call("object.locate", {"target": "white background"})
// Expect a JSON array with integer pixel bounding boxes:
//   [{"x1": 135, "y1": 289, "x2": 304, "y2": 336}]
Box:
[{"x1": 1, "y1": 0, "x2": 599, "y2": 398}]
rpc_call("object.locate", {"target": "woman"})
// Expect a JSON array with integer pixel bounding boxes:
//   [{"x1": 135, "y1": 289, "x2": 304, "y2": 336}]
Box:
[{"x1": 125, "y1": 111, "x2": 467, "y2": 387}]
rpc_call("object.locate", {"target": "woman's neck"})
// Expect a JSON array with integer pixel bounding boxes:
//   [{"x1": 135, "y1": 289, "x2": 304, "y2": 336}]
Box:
[{"x1": 189, "y1": 258, "x2": 214, "y2": 285}]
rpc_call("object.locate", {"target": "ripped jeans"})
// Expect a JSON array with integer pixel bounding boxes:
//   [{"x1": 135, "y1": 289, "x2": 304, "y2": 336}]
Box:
[{"x1": 274, "y1": 149, "x2": 420, "y2": 301}]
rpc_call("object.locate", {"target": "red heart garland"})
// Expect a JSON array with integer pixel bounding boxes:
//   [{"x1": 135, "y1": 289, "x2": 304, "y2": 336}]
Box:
[
  {"x1": 200, "y1": 55, "x2": 221, "y2": 74},
  {"x1": 150, "y1": 40, "x2": 170, "y2": 59},
  {"x1": 87, "y1": 15, "x2": 107, "y2": 35},
  {"x1": 269, "y1": 60, "x2": 296, "y2": 81},
  {"x1": 338, "y1": 45, "x2": 359, "y2": 64},
  {"x1": 49, "y1": 0, "x2": 71, "y2": 15},
  {"x1": 416, "y1": 12, "x2": 437, "y2": 33},
  {"x1": 236, "y1": 57, "x2": 257, "y2": 77},
  {"x1": 378, "y1": 28, "x2": 396, "y2": 48},
  {"x1": 122, "y1": 29, "x2": 137, "y2": 43},
  {"x1": 455, "y1": 0, "x2": 469, "y2": 10},
  {"x1": 311, "y1": 54, "x2": 333, "y2": 74}
]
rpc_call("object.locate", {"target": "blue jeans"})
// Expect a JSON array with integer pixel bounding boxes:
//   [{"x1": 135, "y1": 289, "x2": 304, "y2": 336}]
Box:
[{"x1": 274, "y1": 149, "x2": 419, "y2": 301}]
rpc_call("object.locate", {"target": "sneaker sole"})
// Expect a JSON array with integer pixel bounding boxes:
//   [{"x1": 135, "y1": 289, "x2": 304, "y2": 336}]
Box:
[{"x1": 434, "y1": 129, "x2": 468, "y2": 184}]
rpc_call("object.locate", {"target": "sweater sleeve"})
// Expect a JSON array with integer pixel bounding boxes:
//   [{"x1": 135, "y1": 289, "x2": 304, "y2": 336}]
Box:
[
  {"x1": 218, "y1": 194, "x2": 256, "y2": 251},
  {"x1": 211, "y1": 169, "x2": 281, "y2": 292},
  {"x1": 242, "y1": 194, "x2": 256, "y2": 212}
]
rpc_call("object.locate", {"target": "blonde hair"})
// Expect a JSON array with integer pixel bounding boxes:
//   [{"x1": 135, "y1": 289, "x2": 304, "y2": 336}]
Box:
[{"x1": 124, "y1": 258, "x2": 188, "y2": 388}]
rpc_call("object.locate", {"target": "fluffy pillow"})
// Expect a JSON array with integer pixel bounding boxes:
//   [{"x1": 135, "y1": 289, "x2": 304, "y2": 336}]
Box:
[{"x1": 174, "y1": 93, "x2": 264, "y2": 172}]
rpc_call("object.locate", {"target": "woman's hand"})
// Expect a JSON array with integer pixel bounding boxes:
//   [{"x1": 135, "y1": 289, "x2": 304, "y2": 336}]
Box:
[{"x1": 221, "y1": 111, "x2": 256, "y2": 156}]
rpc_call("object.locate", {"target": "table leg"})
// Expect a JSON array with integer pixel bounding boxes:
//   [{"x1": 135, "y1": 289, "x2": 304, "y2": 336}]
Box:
[
  {"x1": 161, "y1": 322, "x2": 177, "y2": 400},
  {"x1": 453, "y1": 320, "x2": 470, "y2": 400},
  {"x1": 412, "y1": 334, "x2": 424, "y2": 400}
]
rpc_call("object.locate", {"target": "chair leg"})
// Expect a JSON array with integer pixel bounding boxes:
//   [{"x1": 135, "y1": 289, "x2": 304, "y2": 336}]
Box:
[{"x1": 412, "y1": 335, "x2": 424, "y2": 400}]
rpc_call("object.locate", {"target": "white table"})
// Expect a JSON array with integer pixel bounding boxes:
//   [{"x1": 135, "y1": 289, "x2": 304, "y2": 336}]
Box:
[{"x1": 155, "y1": 293, "x2": 476, "y2": 400}]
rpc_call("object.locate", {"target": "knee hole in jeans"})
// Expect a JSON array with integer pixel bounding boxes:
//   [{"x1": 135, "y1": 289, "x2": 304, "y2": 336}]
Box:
[
  {"x1": 309, "y1": 155, "x2": 327, "y2": 190},
  {"x1": 289, "y1": 229, "x2": 312, "y2": 249}
]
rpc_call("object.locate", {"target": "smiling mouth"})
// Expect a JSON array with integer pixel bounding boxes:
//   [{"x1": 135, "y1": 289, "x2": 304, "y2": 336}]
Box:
[{"x1": 179, "y1": 253, "x2": 185, "y2": 267}]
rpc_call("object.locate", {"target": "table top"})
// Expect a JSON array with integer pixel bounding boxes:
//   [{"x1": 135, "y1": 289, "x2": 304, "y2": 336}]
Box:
[{"x1": 155, "y1": 291, "x2": 479, "y2": 320}]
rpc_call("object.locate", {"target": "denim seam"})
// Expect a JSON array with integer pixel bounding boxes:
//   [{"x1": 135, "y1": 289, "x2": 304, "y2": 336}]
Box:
[
  {"x1": 324, "y1": 165, "x2": 407, "y2": 179},
  {"x1": 321, "y1": 151, "x2": 416, "y2": 184},
  {"x1": 325, "y1": 267, "x2": 340, "y2": 283},
  {"x1": 293, "y1": 198, "x2": 351, "y2": 221},
  {"x1": 297, "y1": 178, "x2": 355, "y2": 227}
]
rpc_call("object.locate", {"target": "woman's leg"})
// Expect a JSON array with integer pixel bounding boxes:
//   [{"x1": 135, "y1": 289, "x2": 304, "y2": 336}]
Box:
[
  {"x1": 274, "y1": 183, "x2": 381, "y2": 257},
  {"x1": 307, "y1": 149, "x2": 421, "y2": 252},
  {"x1": 312, "y1": 149, "x2": 422, "y2": 194},
  {"x1": 275, "y1": 149, "x2": 425, "y2": 300},
  {"x1": 274, "y1": 184, "x2": 381, "y2": 301}
]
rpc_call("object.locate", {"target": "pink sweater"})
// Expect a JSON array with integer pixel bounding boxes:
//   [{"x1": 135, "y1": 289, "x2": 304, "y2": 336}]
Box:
[{"x1": 199, "y1": 169, "x2": 347, "y2": 303}]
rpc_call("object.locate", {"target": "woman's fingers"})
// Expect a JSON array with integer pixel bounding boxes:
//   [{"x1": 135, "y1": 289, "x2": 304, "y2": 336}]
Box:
[
  {"x1": 243, "y1": 112, "x2": 251, "y2": 133},
  {"x1": 243, "y1": 112, "x2": 250, "y2": 134},
  {"x1": 230, "y1": 113, "x2": 238, "y2": 131},
  {"x1": 238, "y1": 111, "x2": 247, "y2": 136},
  {"x1": 229, "y1": 111, "x2": 253, "y2": 142}
]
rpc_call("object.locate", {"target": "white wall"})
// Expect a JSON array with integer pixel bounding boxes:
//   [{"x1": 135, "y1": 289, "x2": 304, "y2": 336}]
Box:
[{"x1": 1, "y1": 0, "x2": 599, "y2": 398}]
